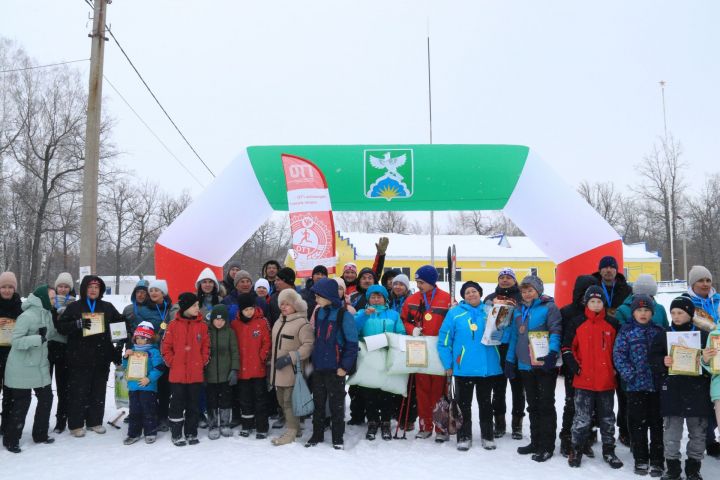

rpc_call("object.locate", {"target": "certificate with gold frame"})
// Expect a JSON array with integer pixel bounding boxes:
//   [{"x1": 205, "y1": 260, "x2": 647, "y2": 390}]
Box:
[
  {"x1": 710, "y1": 336, "x2": 720, "y2": 375},
  {"x1": 669, "y1": 345, "x2": 701, "y2": 376},
  {"x1": 405, "y1": 339, "x2": 428, "y2": 368},
  {"x1": 126, "y1": 352, "x2": 148, "y2": 380},
  {"x1": 82, "y1": 312, "x2": 105, "y2": 337},
  {"x1": 0, "y1": 318, "x2": 15, "y2": 347}
]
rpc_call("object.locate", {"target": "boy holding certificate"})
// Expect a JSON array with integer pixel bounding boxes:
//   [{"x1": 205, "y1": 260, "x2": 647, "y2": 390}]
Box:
[
  {"x1": 613, "y1": 295, "x2": 665, "y2": 477},
  {"x1": 122, "y1": 322, "x2": 164, "y2": 445},
  {"x1": 650, "y1": 296, "x2": 712, "y2": 480}
]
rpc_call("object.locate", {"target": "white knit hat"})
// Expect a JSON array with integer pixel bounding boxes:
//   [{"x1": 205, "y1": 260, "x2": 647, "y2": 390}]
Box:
[
  {"x1": 148, "y1": 279, "x2": 168, "y2": 295},
  {"x1": 254, "y1": 278, "x2": 270, "y2": 292},
  {"x1": 632, "y1": 274, "x2": 657, "y2": 297},
  {"x1": 392, "y1": 274, "x2": 411, "y2": 291},
  {"x1": 688, "y1": 265, "x2": 712, "y2": 287},
  {"x1": 54, "y1": 272, "x2": 73, "y2": 289}
]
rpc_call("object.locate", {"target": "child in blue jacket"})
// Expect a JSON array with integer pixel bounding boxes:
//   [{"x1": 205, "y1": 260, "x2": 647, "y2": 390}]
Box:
[
  {"x1": 354, "y1": 285, "x2": 405, "y2": 441},
  {"x1": 505, "y1": 275, "x2": 562, "y2": 462},
  {"x1": 439, "y1": 281, "x2": 503, "y2": 452},
  {"x1": 613, "y1": 295, "x2": 665, "y2": 476},
  {"x1": 122, "y1": 322, "x2": 164, "y2": 445}
]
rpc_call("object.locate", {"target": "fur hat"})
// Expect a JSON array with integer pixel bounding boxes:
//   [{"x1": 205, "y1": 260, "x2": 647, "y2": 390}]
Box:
[
  {"x1": 688, "y1": 265, "x2": 712, "y2": 287},
  {"x1": 520, "y1": 275, "x2": 544, "y2": 296},
  {"x1": 54, "y1": 272, "x2": 73, "y2": 289},
  {"x1": 632, "y1": 274, "x2": 657, "y2": 297},
  {"x1": 148, "y1": 279, "x2": 168, "y2": 295},
  {"x1": 0, "y1": 271, "x2": 17, "y2": 290},
  {"x1": 415, "y1": 265, "x2": 438, "y2": 286},
  {"x1": 278, "y1": 288, "x2": 307, "y2": 312}
]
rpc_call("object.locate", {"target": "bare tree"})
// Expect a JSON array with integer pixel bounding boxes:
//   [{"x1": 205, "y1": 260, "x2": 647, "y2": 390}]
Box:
[
  {"x1": 686, "y1": 174, "x2": 720, "y2": 276},
  {"x1": 101, "y1": 179, "x2": 138, "y2": 292},
  {"x1": 578, "y1": 181, "x2": 624, "y2": 227}
]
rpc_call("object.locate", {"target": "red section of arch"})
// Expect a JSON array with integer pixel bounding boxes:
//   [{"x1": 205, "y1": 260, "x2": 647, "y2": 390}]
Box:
[
  {"x1": 154, "y1": 242, "x2": 224, "y2": 302},
  {"x1": 554, "y1": 239, "x2": 624, "y2": 308}
]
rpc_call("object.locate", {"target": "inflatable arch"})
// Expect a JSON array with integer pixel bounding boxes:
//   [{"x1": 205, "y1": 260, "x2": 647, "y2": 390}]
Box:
[{"x1": 154, "y1": 145, "x2": 623, "y2": 306}]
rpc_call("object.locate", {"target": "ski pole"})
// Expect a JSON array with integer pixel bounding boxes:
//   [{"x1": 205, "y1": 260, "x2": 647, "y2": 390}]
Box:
[{"x1": 400, "y1": 374, "x2": 415, "y2": 439}]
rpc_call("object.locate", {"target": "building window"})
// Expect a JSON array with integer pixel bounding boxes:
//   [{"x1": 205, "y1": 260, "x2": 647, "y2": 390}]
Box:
[
  {"x1": 436, "y1": 267, "x2": 462, "y2": 282},
  {"x1": 384, "y1": 267, "x2": 410, "y2": 277},
  {"x1": 530, "y1": 267, "x2": 538, "y2": 276}
]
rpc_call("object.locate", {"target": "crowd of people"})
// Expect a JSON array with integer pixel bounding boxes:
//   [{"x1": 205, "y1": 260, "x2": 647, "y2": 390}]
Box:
[{"x1": 1, "y1": 239, "x2": 719, "y2": 480}]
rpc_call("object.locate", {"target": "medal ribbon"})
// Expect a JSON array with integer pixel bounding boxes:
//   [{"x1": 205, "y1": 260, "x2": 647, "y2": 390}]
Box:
[
  {"x1": 519, "y1": 304, "x2": 531, "y2": 332},
  {"x1": 86, "y1": 298, "x2": 96, "y2": 313},
  {"x1": 601, "y1": 282, "x2": 615, "y2": 307},
  {"x1": 422, "y1": 288, "x2": 437, "y2": 314},
  {"x1": 156, "y1": 301, "x2": 168, "y2": 322}
]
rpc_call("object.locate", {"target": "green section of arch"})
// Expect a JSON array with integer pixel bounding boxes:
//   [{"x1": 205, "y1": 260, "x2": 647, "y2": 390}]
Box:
[{"x1": 247, "y1": 144, "x2": 529, "y2": 211}]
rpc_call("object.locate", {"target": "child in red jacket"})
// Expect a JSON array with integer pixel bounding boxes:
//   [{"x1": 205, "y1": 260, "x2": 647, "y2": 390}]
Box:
[
  {"x1": 562, "y1": 286, "x2": 623, "y2": 469},
  {"x1": 161, "y1": 293, "x2": 209, "y2": 447},
  {"x1": 231, "y1": 294, "x2": 271, "y2": 438}
]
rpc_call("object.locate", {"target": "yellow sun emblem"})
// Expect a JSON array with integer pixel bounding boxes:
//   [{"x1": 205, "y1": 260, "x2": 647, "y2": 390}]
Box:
[{"x1": 378, "y1": 185, "x2": 400, "y2": 201}]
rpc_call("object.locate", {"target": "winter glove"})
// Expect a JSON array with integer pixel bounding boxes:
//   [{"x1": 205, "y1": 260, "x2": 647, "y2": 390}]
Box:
[
  {"x1": 227, "y1": 369, "x2": 238, "y2": 386},
  {"x1": 76, "y1": 318, "x2": 92, "y2": 330},
  {"x1": 504, "y1": 361, "x2": 516, "y2": 380},
  {"x1": 274, "y1": 355, "x2": 293, "y2": 370},
  {"x1": 412, "y1": 327, "x2": 422, "y2": 337},
  {"x1": 38, "y1": 327, "x2": 47, "y2": 343},
  {"x1": 537, "y1": 351, "x2": 559, "y2": 372},
  {"x1": 562, "y1": 352, "x2": 580, "y2": 376},
  {"x1": 375, "y1": 236, "x2": 389, "y2": 255}
]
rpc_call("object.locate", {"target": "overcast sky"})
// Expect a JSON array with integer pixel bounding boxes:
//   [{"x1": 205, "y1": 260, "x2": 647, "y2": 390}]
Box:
[{"x1": 3, "y1": 1, "x2": 719, "y2": 226}]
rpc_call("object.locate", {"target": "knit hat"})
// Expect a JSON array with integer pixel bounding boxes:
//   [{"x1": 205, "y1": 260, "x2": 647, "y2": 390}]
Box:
[
  {"x1": 254, "y1": 278, "x2": 270, "y2": 293},
  {"x1": 415, "y1": 265, "x2": 438, "y2": 286},
  {"x1": 631, "y1": 294, "x2": 655, "y2": 314},
  {"x1": 631, "y1": 274, "x2": 657, "y2": 297},
  {"x1": 134, "y1": 322, "x2": 155, "y2": 339},
  {"x1": 520, "y1": 275, "x2": 544, "y2": 296},
  {"x1": 237, "y1": 293, "x2": 256, "y2": 311},
  {"x1": 460, "y1": 281, "x2": 483, "y2": 299},
  {"x1": 54, "y1": 272, "x2": 73, "y2": 289},
  {"x1": 498, "y1": 267, "x2": 517, "y2": 282},
  {"x1": 0, "y1": 271, "x2": 17, "y2": 290},
  {"x1": 226, "y1": 260, "x2": 242, "y2": 272},
  {"x1": 195, "y1": 267, "x2": 219, "y2": 290},
  {"x1": 209, "y1": 304, "x2": 229, "y2": 321},
  {"x1": 33, "y1": 284, "x2": 52, "y2": 311},
  {"x1": 342, "y1": 263, "x2": 358, "y2": 274},
  {"x1": 583, "y1": 285, "x2": 605, "y2": 305},
  {"x1": 135, "y1": 279, "x2": 150, "y2": 290},
  {"x1": 233, "y1": 270, "x2": 252, "y2": 287},
  {"x1": 148, "y1": 279, "x2": 168, "y2": 295},
  {"x1": 358, "y1": 267, "x2": 376, "y2": 283},
  {"x1": 276, "y1": 267, "x2": 296, "y2": 286},
  {"x1": 688, "y1": 265, "x2": 712, "y2": 287},
  {"x1": 278, "y1": 287, "x2": 308, "y2": 312},
  {"x1": 178, "y1": 292, "x2": 198, "y2": 315},
  {"x1": 599, "y1": 256, "x2": 618, "y2": 270},
  {"x1": 670, "y1": 296, "x2": 695, "y2": 318},
  {"x1": 365, "y1": 284, "x2": 389, "y2": 301},
  {"x1": 334, "y1": 277, "x2": 346, "y2": 292},
  {"x1": 312, "y1": 265, "x2": 328, "y2": 277},
  {"x1": 392, "y1": 274, "x2": 410, "y2": 291},
  {"x1": 310, "y1": 277, "x2": 342, "y2": 308}
]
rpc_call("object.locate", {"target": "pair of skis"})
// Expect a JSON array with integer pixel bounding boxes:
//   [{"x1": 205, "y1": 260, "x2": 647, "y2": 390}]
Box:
[{"x1": 447, "y1": 244, "x2": 456, "y2": 302}]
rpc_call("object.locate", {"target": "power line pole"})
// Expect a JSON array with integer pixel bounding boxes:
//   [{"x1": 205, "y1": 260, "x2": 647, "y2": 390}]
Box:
[{"x1": 79, "y1": 0, "x2": 109, "y2": 277}]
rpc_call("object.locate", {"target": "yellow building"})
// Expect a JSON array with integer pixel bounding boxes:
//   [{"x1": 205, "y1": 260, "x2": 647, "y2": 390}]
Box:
[{"x1": 285, "y1": 231, "x2": 661, "y2": 283}]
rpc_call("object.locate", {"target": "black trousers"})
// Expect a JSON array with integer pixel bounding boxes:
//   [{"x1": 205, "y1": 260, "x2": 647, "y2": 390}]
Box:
[
  {"x1": 207, "y1": 382, "x2": 233, "y2": 411},
  {"x1": 312, "y1": 371, "x2": 346, "y2": 442},
  {"x1": 238, "y1": 377, "x2": 269, "y2": 433},
  {"x1": 157, "y1": 370, "x2": 170, "y2": 422},
  {"x1": 520, "y1": 369, "x2": 558, "y2": 453},
  {"x1": 67, "y1": 363, "x2": 110, "y2": 430},
  {"x1": 456, "y1": 375, "x2": 498, "y2": 441},
  {"x1": 560, "y1": 373, "x2": 576, "y2": 441},
  {"x1": 616, "y1": 380, "x2": 628, "y2": 438},
  {"x1": 626, "y1": 391, "x2": 664, "y2": 465},
  {"x1": 492, "y1": 344, "x2": 525, "y2": 418},
  {"x1": 169, "y1": 383, "x2": 202, "y2": 437},
  {"x1": 48, "y1": 341, "x2": 69, "y2": 422},
  {"x1": 349, "y1": 384, "x2": 365, "y2": 422},
  {"x1": 360, "y1": 386, "x2": 394, "y2": 423},
  {"x1": 128, "y1": 390, "x2": 158, "y2": 438},
  {"x1": 0, "y1": 348, "x2": 10, "y2": 435},
  {"x1": 2, "y1": 386, "x2": 53, "y2": 447}
]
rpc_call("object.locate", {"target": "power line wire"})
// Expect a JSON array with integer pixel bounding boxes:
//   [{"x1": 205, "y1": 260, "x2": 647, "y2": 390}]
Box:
[
  {"x1": 84, "y1": 0, "x2": 215, "y2": 178},
  {"x1": 103, "y1": 75, "x2": 206, "y2": 188},
  {"x1": 0, "y1": 58, "x2": 89, "y2": 74}
]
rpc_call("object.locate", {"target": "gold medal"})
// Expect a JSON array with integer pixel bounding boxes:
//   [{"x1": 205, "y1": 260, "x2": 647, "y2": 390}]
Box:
[
  {"x1": 160, "y1": 322, "x2": 167, "y2": 330},
  {"x1": 469, "y1": 323, "x2": 478, "y2": 332},
  {"x1": 424, "y1": 313, "x2": 433, "y2": 321},
  {"x1": 519, "y1": 325, "x2": 526, "y2": 334}
]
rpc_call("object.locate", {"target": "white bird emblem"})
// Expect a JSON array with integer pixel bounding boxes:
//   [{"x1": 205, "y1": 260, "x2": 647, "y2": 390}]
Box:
[{"x1": 368, "y1": 152, "x2": 406, "y2": 179}]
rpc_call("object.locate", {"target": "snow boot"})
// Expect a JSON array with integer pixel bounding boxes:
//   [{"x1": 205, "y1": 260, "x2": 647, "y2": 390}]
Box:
[
  {"x1": 89, "y1": 425, "x2": 106, "y2": 434},
  {"x1": 256, "y1": 432, "x2": 267, "y2": 440},
  {"x1": 157, "y1": 418, "x2": 169, "y2": 432},
  {"x1": 532, "y1": 450, "x2": 553, "y2": 462},
  {"x1": 170, "y1": 420, "x2": 184, "y2": 445},
  {"x1": 457, "y1": 437, "x2": 472, "y2": 451},
  {"x1": 560, "y1": 436, "x2": 572, "y2": 457},
  {"x1": 602, "y1": 444, "x2": 624, "y2": 469},
  {"x1": 634, "y1": 463, "x2": 650, "y2": 476},
  {"x1": 53, "y1": 416, "x2": 67, "y2": 434},
  {"x1": 187, "y1": 435, "x2": 200, "y2": 445},
  {"x1": 705, "y1": 440, "x2": 720, "y2": 458},
  {"x1": 684, "y1": 458, "x2": 702, "y2": 480},
  {"x1": 650, "y1": 462, "x2": 665, "y2": 478},
  {"x1": 207, "y1": 410, "x2": 220, "y2": 440},
  {"x1": 415, "y1": 430, "x2": 432, "y2": 439},
  {"x1": 70, "y1": 428, "x2": 85, "y2": 438},
  {"x1": 123, "y1": 436, "x2": 141, "y2": 445},
  {"x1": 220, "y1": 409, "x2": 233, "y2": 437},
  {"x1": 198, "y1": 413, "x2": 208, "y2": 429},
  {"x1": 494, "y1": 415, "x2": 507, "y2": 438},
  {"x1": 271, "y1": 428, "x2": 297, "y2": 446},
  {"x1": 583, "y1": 441, "x2": 595, "y2": 458},
  {"x1": 661, "y1": 459, "x2": 682, "y2": 480},
  {"x1": 568, "y1": 445, "x2": 583, "y2": 468},
  {"x1": 305, "y1": 431, "x2": 324, "y2": 447},
  {"x1": 482, "y1": 439, "x2": 497, "y2": 450},
  {"x1": 172, "y1": 436, "x2": 187, "y2": 447},
  {"x1": 381, "y1": 422, "x2": 392, "y2": 441},
  {"x1": 517, "y1": 443, "x2": 537, "y2": 455},
  {"x1": 365, "y1": 421, "x2": 378, "y2": 441},
  {"x1": 145, "y1": 435, "x2": 156, "y2": 444},
  {"x1": 333, "y1": 441, "x2": 344, "y2": 450},
  {"x1": 5, "y1": 444, "x2": 21, "y2": 453},
  {"x1": 511, "y1": 415, "x2": 523, "y2": 440},
  {"x1": 435, "y1": 433, "x2": 449, "y2": 443}
]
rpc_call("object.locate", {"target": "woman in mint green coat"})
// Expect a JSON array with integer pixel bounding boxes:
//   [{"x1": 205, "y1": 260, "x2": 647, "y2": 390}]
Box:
[{"x1": 2, "y1": 285, "x2": 56, "y2": 453}]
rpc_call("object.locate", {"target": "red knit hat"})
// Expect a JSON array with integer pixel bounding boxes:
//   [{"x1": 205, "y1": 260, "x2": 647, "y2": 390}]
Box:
[{"x1": 134, "y1": 321, "x2": 155, "y2": 339}]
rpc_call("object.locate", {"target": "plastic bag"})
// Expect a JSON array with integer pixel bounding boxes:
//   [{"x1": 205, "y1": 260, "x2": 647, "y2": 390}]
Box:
[
  {"x1": 114, "y1": 367, "x2": 129, "y2": 409},
  {"x1": 291, "y1": 352, "x2": 314, "y2": 417}
]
